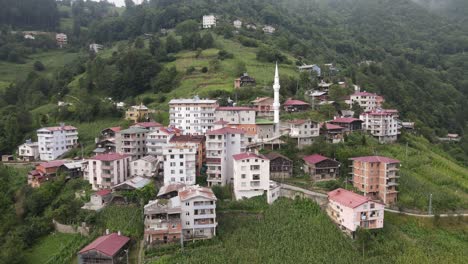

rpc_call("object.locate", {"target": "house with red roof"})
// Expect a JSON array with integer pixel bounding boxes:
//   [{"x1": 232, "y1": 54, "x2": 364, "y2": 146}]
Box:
[
  {"x1": 303, "y1": 154, "x2": 341, "y2": 182},
  {"x1": 350, "y1": 156, "x2": 400, "y2": 204},
  {"x1": 359, "y1": 109, "x2": 400, "y2": 143},
  {"x1": 232, "y1": 152, "x2": 271, "y2": 200},
  {"x1": 327, "y1": 188, "x2": 384, "y2": 234},
  {"x1": 320, "y1": 123, "x2": 345, "y2": 143},
  {"x1": 28, "y1": 160, "x2": 66, "y2": 188},
  {"x1": 329, "y1": 117, "x2": 363, "y2": 132},
  {"x1": 131, "y1": 122, "x2": 163, "y2": 131},
  {"x1": 84, "y1": 153, "x2": 131, "y2": 190},
  {"x1": 81, "y1": 189, "x2": 113, "y2": 211},
  {"x1": 283, "y1": 98, "x2": 310, "y2": 112},
  {"x1": 78, "y1": 232, "x2": 130, "y2": 264}
]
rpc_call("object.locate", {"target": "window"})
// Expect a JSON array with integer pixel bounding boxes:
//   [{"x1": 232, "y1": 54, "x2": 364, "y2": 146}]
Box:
[
  {"x1": 185, "y1": 202, "x2": 190, "y2": 206},
  {"x1": 241, "y1": 174, "x2": 246, "y2": 179},
  {"x1": 241, "y1": 182, "x2": 246, "y2": 187},
  {"x1": 186, "y1": 221, "x2": 190, "y2": 225},
  {"x1": 186, "y1": 212, "x2": 190, "y2": 216},
  {"x1": 253, "y1": 174, "x2": 260, "y2": 180}
]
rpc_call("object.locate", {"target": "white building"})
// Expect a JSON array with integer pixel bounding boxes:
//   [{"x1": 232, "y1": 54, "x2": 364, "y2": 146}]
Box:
[
  {"x1": 37, "y1": 124, "x2": 78, "y2": 161},
  {"x1": 233, "y1": 19, "x2": 242, "y2": 29},
  {"x1": 163, "y1": 143, "x2": 197, "y2": 185},
  {"x1": 287, "y1": 119, "x2": 320, "y2": 148},
  {"x1": 116, "y1": 127, "x2": 149, "y2": 160},
  {"x1": 130, "y1": 155, "x2": 160, "y2": 177},
  {"x1": 131, "y1": 122, "x2": 163, "y2": 131},
  {"x1": 18, "y1": 140, "x2": 39, "y2": 161},
  {"x1": 347, "y1": 92, "x2": 379, "y2": 112},
  {"x1": 179, "y1": 185, "x2": 217, "y2": 240},
  {"x1": 232, "y1": 153, "x2": 270, "y2": 200},
  {"x1": 169, "y1": 96, "x2": 219, "y2": 135},
  {"x1": 56, "y1": 33, "x2": 67, "y2": 48},
  {"x1": 206, "y1": 127, "x2": 246, "y2": 186},
  {"x1": 84, "y1": 153, "x2": 131, "y2": 190},
  {"x1": 202, "y1": 15, "x2": 216, "y2": 29},
  {"x1": 146, "y1": 127, "x2": 180, "y2": 159},
  {"x1": 360, "y1": 109, "x2": 400, "y2": 143},
  {"x1": 263, "y1": 25, "x2": 276, "y2": 34},
  {"x1": 214, "y1": 106, "x2": 256, "y2": 125}
]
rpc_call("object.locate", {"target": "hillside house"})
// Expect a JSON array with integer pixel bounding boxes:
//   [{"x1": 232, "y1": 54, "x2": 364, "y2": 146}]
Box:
[
  {"x1": 18, "y1": 139, "x2": 39, "y2": 161},
  {"x1": 298, "y1": 64, "x2": 321, "y2": 76},
  {"x1": 263, "y1": 25, "x2": 276, "y2": 34},
  {"x1": 350, "y1": 156, "x2": 400, "y2": 205},
  {"x1": 251, "y1": 97, "x2": 274, "y2": 118},
  {"x1": 169, "y1": 135, "x2": 206, "y2": 176},
  {"x1": 125, "y1": 104, "x2": 153, "y2": 123},
  {"x1": 203, "y1": 15, "x2": 216, "y2": 28},
  {"x1": 28, "y1": 160, "x2": 65, "y2": 188},
  {"x1": 327, "y1": 188, "x2": 384, "y2": 235},
  {"x1": 264, "y1": 152, "x2": 293, "y2": 180},
  {"x1": 81, "y1": 189, "x2": 113, "y2": 211},
  {"x1": 329, "y1": 117, "x2": 363, "y2": 132},
  {"x1": 232, "y1": 152, "x2": 270, "y2": 200},
  {"x1": 37, "y1": 124, "x2": 78, "y2": 161},
  {"x1": 78, "y1": 232, "x2": 130, "y2": 264},
  {"x1": 234, "y1": 73, "x2": 256, "y2": 88},
  {"x1": 283, "y1": 99, "x2": 310, "y2": 112},
  {"x1": 360, "y1": 109, "x2": 400, "y2": 143},
  {"x1": 131, "y1": 122, "x2": 163, "y2": 131},
  {"x1": 163, "y1": 143, "x2": 197, "y2": 185},
  {"x1": 346, "y1": 92, "x2": 381, "y2": 112},
  {"x1": 84, "y1": 153, "x2": 131, "y2": 190},
  {"x1": 144, "y1": 198, "x2": 183, "y2": 245},
  {"x1": 321, "y1": 123, "x2": 345, "y2": 143},
  {"x1": 130, "y1": 155, "x2": 159, "y2": 177},
  {"x1": 233, "y1": 19, "x2": 242, "y2": 29},
  {"x1": 56, "y1": 33, "x2": 67, "y2": 48},
  {"x1": 116, "y1": 127, "x2": 149, "y2": 160},
  {"x1": 303, "y1": 154, "x2": 341, "y2": 182},
  {"x1": 287, "y1": 119, "x2": 320, "y2": 148}
]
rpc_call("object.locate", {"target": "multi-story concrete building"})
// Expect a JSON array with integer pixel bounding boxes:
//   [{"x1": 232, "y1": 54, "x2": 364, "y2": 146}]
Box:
[
  {"x1": 350, "y1": 156, "x2": 400, "y2": 205},
  {"x1": 202, "y1": 15, "x2": 216, "y2": 28},
  {"x1": 215, "y1": 106, "x2": 257, "y2": 143},
  {"x1": 18, "y1": 139, "x2": 39, "y2": 161},
  {"x1": 287, "y1": 119, "x2": 320, "y2": 148},
  {"x1": 347, "y1": 92, "x2": 380, "y2": 112},
  {"x1": 360, "y1": 109, "x2": 400, "y2": 143},
  {"x1": 303, "y1": 154, "x2": 341, "y2": 182},
  {"x1": 232, "y1": 153, "x2": 270, "y2": 200},
  {"x1": 131, "y1": 122, "x2": 163, "y2": 131},
  {"x1": 169, "y1": 97, "x2": 218, "y2": 135},
  {"x1": 169, "y1": 135, "x2": 206, "y2": 176},
  {"x1": 179, "y1": 185, "x2": 217, "y2": 240},
  {"x1": 251, "y1": 97, "x2": 274, "y2": 118},
  {"x1": 146, "y1": 127, "x2": 180, "y2": 159},
  {"x1": 116, "y1": 127, "x2": 149, "y2": 160},
  {"x1": 327, "y1": 188, "x2": 384, "y2": 235},
  {"x1": 163, "y1": 143, "x2": 197, "y2": 185},
  {"x1": 37, "y1": 124, "x2": 78, "y2": 161},
  {"x1": 84, "y1": 153, "x2": 131, "y2": 190},
  {"x1": 205, "y1": 127, "x2": 246, "y2": 186},
  {"x1": 144, "y1": 198, "x2": 183, "y2": 245},
  {"x1": 130, "y1": 155, "x2": 160, "y2": 177}
]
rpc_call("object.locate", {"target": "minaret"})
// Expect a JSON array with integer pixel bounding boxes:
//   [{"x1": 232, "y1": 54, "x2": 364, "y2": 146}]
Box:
[{"x1": 273, "y1": 62, "x2": 280, "y2": 125}]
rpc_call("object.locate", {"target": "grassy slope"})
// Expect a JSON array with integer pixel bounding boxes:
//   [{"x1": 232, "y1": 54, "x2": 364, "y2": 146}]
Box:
[
  {"x1": 24, "y1": 233, "x2": 80, "y2": 264},
  {"x1": 151, "y1": 198, "x2": 467, "y2": 264}
]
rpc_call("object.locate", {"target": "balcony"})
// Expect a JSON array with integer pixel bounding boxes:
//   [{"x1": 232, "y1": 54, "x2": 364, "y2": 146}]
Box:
[{"x1": 194, "y1": 218, "x2": 217, "y2": 228}]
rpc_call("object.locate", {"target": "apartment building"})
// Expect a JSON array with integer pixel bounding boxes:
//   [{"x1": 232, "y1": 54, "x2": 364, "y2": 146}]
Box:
[
  {"x1": 232, "y1": 153, "x2": 270, "y2": 200},
  {"x1": 251, "y1": 97, "x2": 274, "y2": 118},
  {"x1": 131, "y1": 122, "x2": 163, "y2": 131},
  {"x1": 144, "y1": 198, "x2": 183, "y2": 245},
  {"x1": 146, "y1": 127, "x2": 181, "y2": 159},
  {"x1": 84, "y1": 153, "x2": 131, "y2": 190},
  {"x1": 215, "y1": 106, "x2": 257, "y2": 143},
  {"x1": 37, "y1": 124, "x2": 78, "y2": 161},
  {"x1": 347, "y1": 92, "x2": 380, "y2": 111},
  {"x1": 163, "y1": 143, "x2": 197, "y2": 185},
  {"x1": 202, "y1": 15, "x2": 216, "y2": 28},
  {"x1": 169, "y1": 97, "x2": 219, "y2": 135},
  {"x1": 130, "y1": 155, "x2": 159, "y2": 177},
  {"x1": 169, "y1": 135, "x2": 206, "y2": 176},
  {"x1": 287, "y1": 119, "x2": 320, "y2": 148},
  {"x1": 205, "y1": 127, "x2": 246, "y2": 186},
  {"x1": 327, "y1": 188, "x2": 384, "y2": 234},
  {"x1": 350, "y1": 156, "x2": 400, "y2": 205},
  {"x1": 360, "y1": 109, "x2": 400, "y2": 143},
  {"x1": 116, "y1": 127, "x2": 149, "y2": 160}
]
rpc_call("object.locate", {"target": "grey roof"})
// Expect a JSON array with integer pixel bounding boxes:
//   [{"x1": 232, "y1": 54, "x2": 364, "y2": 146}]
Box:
[
  {"x1": 119, "y1": 127, "x2": 149, "y2": 134},
  {"x1": 140, "y1": 155, "x2": 159, "y2": 163},
  {"x1": 113, "y1": 176, "x2": 151, "y2": 190},
  {"x1": 93, "y1": 148, "x2": 107, "y2": 153}
]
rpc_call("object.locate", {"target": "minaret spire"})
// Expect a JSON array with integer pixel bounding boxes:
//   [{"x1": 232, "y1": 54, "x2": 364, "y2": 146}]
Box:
[{"x1": 273, "y1": 62, "x2": 280, "y2": 126}]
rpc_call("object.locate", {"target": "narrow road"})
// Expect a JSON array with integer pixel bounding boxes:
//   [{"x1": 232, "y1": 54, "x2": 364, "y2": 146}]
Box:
[{"x1": 384, "y1": 208, "x2": 468, "y2": 218}]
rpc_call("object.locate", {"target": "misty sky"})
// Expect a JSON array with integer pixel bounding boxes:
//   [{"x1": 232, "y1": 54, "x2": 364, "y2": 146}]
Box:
[{"x1": 95, "y1": 0, "x2": 143, "y2": 7}]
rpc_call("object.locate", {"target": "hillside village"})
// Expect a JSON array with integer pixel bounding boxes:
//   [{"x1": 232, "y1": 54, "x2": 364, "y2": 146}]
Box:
[
  {"x1": 1, "y1": 1, "x2": 468, "y2": 263},
  {"x1": 13, "y1": 58, "x2": 413, "y2": 261}
]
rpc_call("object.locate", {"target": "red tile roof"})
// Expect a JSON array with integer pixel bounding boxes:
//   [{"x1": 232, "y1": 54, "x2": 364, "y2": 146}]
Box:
[
  {"x1": 133, "y1": 122, "x2": 163, "y2": 128},
  {"x1": 328, "y1": 188, "x2": 373, "y2": 208},
  {"x1": 330, "y1": 117, "x2": 362, "y2": 124},
  {"x1": 324, "y1": 123, "x2": 344, "y2": 130},
  {"x1": 352, "y1": 92, "x2": 377, "y2": 97},
  {"x1": 216, "y1": 106, "x2": 255, "y2": 111},
  {"x1": 96, "y1": 189, "x2": 112, "y2": 196},
  {"x1": 232, "y1": 152, "x2": 267, "y2": 161},
  {"x1": 159, "y1": 127, "x2": 181, "y2": 135},
  {"x1": 206, "y1": 127, "x2": 245, "y2": 135},
  {"x1": 303, "y1": 154, "x2": 329, "y2": 164},
  {"x1": 92, "y1": 153, "x2": 128, "y2": 161},
  {"x1": 350, "y1": 156, "x2": 400, "y2": 164},
  {"x1": 251, "y1": 97, "x2": 272, "y2": 103},
  {"x1": 263, "y1": 152, "x2": 291, "y2": 161},
  {"x1": 169, "y1": 135, "x2": 205, "y2": 144},
  {"x1": 39, "y1": 160, "x2": 65, "y2": 168},
  {"x1": 79, "y1": 233, "x2": 130, "y2": 257},
  {"x1": 363, "y1": 109, "x2": 398, "y2": 116},
  {"x1": 110, "y1": 127, "x2": 121, "y2": 132},
  {"x1": 284, "y1": 99, "x2": 310, "y2": 106}
]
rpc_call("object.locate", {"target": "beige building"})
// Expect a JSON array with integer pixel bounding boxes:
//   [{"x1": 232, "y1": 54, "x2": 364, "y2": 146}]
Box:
[
  {"x1": 116, "y1": 127, "x2": 149, "y2": 160},
  {"x1": 125, "y1": 104, "x2": 153, "y2": 123},
  {"x1": 84, "y1": 153, "x2": 131, "y2": 190}
]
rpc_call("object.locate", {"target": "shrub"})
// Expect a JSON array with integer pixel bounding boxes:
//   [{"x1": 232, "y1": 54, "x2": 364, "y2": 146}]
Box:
[{"x1": 33, "y1": 61, "x2": 46, "y2": 71}]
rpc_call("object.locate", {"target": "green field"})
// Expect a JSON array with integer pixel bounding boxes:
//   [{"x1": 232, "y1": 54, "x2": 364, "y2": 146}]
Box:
[
  {"x1": 24, "y1": 233, "x2": 82, "y2": 264},
  {"x1": 150, "y1": 198, "x2": 467, "y2": 264},
  {"x1": 0, "y1": 50, "x2": 81, "y2": 85}
]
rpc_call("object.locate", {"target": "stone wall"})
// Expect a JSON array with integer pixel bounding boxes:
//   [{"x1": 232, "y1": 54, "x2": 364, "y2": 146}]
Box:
[{"x1": 52, "y1": 219, "x2": 90, "y2": 236}]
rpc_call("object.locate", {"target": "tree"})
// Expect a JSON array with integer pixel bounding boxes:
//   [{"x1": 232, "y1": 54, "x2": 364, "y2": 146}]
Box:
[
  {"x1": 152, "y1": 66, "x2": 179, "y2": 93},
  {"x1": 33, "y1": 61, "x2": 45, "y2": 71},
  {"x1": 166, "y1": 35, "x2": 181, "y2": 53},
  {"x1": 351, "y1": 102, "x2": 363, "y2": 118},
  {"x1": 175, "y1": 19, "x2": 199, "y2": 35},
  {"x1": 134, "y1": 37, "x2": 145, "y2": 49},
  {"x1": 201, "y1": 33, "x2": 214, "y2": 49},
  {"x1": 234, "y1": 60, "x2": 247, "y2": 76}
]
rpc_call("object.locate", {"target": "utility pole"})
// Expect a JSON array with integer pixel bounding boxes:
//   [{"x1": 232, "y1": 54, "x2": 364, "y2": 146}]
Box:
[
  {"x1": 428, "y1": 193, "x2": 433, "y2": 215},
  {"x1": 405, "y1": 142, "x2": 408, "y2": 160}
]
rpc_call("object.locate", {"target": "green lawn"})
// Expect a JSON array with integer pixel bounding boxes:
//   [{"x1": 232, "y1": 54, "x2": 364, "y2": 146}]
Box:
[
  {"x1": 149, "y1": 198, "x2": 467, "y2": 264},
  {"x1": 24, "y1": 233, "x2": 81, "y2": 264}
]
